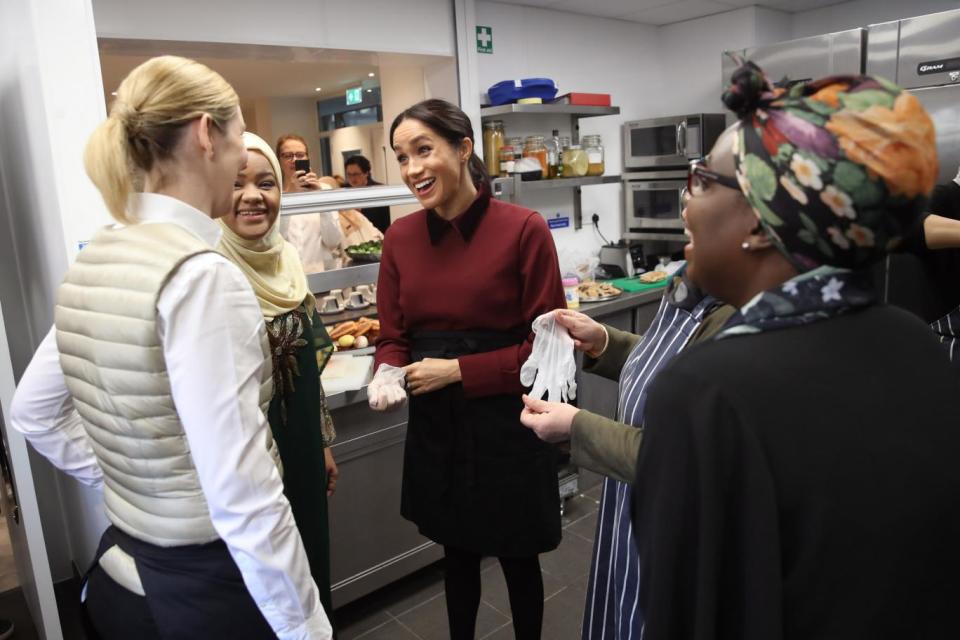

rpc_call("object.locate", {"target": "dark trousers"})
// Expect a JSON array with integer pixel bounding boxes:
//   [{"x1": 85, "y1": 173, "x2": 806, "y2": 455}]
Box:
[
  {"x1": 444, "y1": 545, "x2": 544, "y2": 640},
  {"x1": 82, "y1": 526, "x2": 275, "y2": 640}
]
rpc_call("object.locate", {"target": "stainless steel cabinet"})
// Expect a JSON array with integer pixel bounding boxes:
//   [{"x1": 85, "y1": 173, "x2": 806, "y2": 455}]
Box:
[{"x1": 327, "y1": 401, "x2": 442, "y2": 608}]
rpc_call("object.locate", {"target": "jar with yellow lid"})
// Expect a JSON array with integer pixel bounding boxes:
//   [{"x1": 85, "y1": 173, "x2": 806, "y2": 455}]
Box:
[{"x1": 582, "y1": 134, "x2": 605, "y2": 176}]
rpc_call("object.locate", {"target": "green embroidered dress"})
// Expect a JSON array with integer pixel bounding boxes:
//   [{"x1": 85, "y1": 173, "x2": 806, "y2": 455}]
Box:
[{"x1": 265, "y1": 303, "x2": 336, "y2": 617}]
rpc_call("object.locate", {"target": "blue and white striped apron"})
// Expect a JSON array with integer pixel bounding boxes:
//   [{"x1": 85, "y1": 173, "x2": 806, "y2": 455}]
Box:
[
  {"x1": 581, "y1": 288, "x2": 715, "y2": 640},
  {"x1": 931, "y1": 307, "x2": 960, "y2": 370}
]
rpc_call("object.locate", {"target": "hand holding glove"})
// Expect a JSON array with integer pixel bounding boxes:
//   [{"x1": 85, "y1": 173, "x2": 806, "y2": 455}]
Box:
[
  {"x1": 554, "y1": 309, "x2": 608, "y2": 358},
  {"x1": 520, "y1": 311, "x2": 578, "y2": 403},
  {"x1": 367, "y1": 364, "x2": 407, "y2": 411}
]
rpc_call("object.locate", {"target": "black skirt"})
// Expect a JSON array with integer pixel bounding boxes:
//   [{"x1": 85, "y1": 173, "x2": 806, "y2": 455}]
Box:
[{"x1": 402, "y1": 331, "x2": 561, "y2": 558}]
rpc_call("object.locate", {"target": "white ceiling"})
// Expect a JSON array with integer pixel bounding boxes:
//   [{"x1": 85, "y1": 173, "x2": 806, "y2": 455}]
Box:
[
  {"x1": 494, "y1": 0, "x2": 849, "y2": 25},
  {"x1": 98, "y1": 40, "x2": 449, "y2": 102}
]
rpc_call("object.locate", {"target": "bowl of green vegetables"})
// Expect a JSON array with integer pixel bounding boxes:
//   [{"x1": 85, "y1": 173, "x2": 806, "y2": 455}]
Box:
[{"x1": 345, "y1": 240, "x2": 383, "y2": 263}]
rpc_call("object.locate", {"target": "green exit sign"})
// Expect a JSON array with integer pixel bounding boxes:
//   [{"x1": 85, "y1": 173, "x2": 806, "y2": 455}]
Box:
[{"x1": 345, "y1": 86, "x2": 363, "y2": 106}]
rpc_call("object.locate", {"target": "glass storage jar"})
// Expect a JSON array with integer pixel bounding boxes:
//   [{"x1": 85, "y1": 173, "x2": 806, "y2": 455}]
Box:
[
  {"x1": 498, "y1": 145, "x2": 516, "y2": 176},
  {"x1": 508, "y1": 137, "x2": 523, "y2": 165},
  {"x1": 582, "y1": 134, "x2": 605, "y2": 176},
  {"x1": 483, "y1": 121, "x2": 505, "y2": 178},
  {"x1": 522, "y1": 135, "x2": 548, "y2": 176},
  {"x1": 562, "y1": 144, "x2": 588, "y2": 177}
]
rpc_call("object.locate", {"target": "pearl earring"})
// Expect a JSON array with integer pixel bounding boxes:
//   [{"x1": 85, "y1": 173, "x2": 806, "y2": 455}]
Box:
[{"x1": 741, "y1": 241, "x2": 750, "y2": 250}]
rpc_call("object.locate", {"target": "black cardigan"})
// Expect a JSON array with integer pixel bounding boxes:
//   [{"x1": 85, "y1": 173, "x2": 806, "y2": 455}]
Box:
[{"x1": 632, "y1": 304, "x2": 960, "y2": 640}]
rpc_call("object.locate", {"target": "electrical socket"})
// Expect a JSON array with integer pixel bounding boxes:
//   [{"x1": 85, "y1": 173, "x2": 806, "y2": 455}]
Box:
[{"x1": 591, "y1": 213, "x2": 600, "y2": 224}]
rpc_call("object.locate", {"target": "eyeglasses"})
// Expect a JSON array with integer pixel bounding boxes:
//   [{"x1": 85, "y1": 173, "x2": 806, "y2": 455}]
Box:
[
  {"x1": 279, "y1": 152, "x2": 308, "y2": 161},
  {"x1": 687, "y1": 159, "x2": 740, "y2": 197}
]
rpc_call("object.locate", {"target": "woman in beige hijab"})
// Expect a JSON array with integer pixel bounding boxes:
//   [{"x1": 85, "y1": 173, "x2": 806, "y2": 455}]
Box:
[{"x1": 219, "y1": 132, "x2": 338, "y2": 623}]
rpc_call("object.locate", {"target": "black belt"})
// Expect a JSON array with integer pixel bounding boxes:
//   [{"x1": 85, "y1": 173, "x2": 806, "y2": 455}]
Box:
[{"x1": 409, "y1": 329, "x2": 526, "y2": 360}]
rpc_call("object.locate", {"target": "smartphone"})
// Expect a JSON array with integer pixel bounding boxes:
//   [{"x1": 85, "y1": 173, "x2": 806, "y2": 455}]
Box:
[{"x1": 294, "y1": 158, "x2": 311, "y2": 173}]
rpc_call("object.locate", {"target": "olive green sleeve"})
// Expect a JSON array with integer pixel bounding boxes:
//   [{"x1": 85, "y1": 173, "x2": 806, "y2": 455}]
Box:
[
  {"x1": 570, "y1": 409, "x2": 642, "y2": 485},
  {"x1": 582, "y1": 325, "x2": 642, "y2": 382}
]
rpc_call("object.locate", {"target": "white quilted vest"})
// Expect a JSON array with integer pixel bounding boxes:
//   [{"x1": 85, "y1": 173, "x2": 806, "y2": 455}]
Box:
[{"x1": 55, "y1": 222, "x2": 277, "y2": 547}]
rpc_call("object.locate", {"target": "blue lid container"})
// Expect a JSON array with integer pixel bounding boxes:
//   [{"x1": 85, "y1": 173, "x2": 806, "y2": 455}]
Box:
[{"x1": 487, "y1": 78, "x2": 558, "y2": 106}]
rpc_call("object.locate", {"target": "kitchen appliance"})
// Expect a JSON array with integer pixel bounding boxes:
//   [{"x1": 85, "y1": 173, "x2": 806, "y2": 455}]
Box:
[
  {"x1": 867, "y1": 8, "x2": 960, "y2": 184},
  {"x1": 599, "y1": 242, "x2": 644, "y2": 278},
  {"x1": 866, "y1": 7, "x2": 960, "y2": 321},
  {"x1": 621, "y1": 169, "x2": 688, "y2": 241},
  {"x1": 622, "y1": 114, "x2": 725, "y2": 170}
]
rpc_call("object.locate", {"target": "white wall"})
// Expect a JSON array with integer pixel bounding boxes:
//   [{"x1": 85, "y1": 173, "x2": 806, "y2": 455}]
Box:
[
  {"x1": 475, "y1": 2, "x2": 662, "y2": 262},
  {"x1": 266, "y1": 96, "x2": 323, "y2": 172},
  {"x1": 379, "y1": 60, "x2": 432, "y2": 219},
  {"x1": 791, "y1": 0, "x2": 960, "y2": 38},
  {"x1": 324, "y1": 123, "x2": 384, "y2": 179},
  {"x1": 0, "y1": 0, "x2": 113, "y2": 635},
  {"x1": 656, "y1": 6, "x2": 776, "y2": 117},
  {"x1": 91, "y1": 0, "x2": 455, "y2": 56}
]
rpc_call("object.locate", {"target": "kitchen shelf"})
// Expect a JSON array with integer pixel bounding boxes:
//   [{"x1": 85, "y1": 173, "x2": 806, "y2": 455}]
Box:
[
  {"x1": 483, "y1": 102, "x2": 621, "y2": 230},
  {"x1": 480, "y1": 104, "x2": 620, "y2": 119},
  {"x1": 492, "y1": 174, "x2": 620, "y2": 194}
]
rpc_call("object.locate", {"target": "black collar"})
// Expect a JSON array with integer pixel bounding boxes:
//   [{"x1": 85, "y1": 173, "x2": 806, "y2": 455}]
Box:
[{"x1": 425, "y1": 183, "x2": 491, "y2": 245}]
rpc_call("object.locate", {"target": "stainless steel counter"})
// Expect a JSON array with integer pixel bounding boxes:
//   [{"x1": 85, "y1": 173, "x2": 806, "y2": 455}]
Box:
[
  {"x1": 326, "y1": 288, "x2": 665, "y2": 609},
  {"x1": 577, "y1": 288, "x2": 666, "y2": 320}
]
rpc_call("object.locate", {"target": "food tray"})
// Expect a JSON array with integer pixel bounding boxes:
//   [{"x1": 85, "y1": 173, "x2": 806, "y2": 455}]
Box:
[{"x1": 578, "y1": 282, "x2": 623, "y2": 302}]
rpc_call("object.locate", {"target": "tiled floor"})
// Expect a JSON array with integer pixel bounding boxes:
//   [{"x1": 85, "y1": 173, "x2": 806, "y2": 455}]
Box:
[
  {"x1": 0, "y1": 514, "x2": 18, "y2": 593},
  {"x1": 335, "y1": 479, "x2": 604, "y2": 640}
]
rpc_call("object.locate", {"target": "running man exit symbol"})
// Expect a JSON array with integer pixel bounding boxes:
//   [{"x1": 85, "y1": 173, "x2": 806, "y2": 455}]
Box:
[{"x1": 476, "y1": 26, "x2": 493, "y2": 54}]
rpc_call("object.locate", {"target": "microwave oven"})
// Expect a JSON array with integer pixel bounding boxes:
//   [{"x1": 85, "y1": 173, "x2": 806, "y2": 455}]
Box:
[
  {"x1": 622, "y1": 169, "x2": 687, "y2": 236},
  {"x1": 622, "y1": 113, "x2": 726, "y2": 170}
]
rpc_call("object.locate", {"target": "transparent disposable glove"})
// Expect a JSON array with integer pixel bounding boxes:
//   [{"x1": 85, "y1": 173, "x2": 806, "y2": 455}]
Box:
[
  {"x1": 520, "y1": 312, "x2": 577, "y2": 403},
  {"x1": 367, "y1": 364, "x2": 408, "y2": 411}
]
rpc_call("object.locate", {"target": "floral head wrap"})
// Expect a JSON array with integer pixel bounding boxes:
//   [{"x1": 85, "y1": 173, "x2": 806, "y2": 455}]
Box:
[{"x1": 722, "y1": 61, "x2": 938, "y2": 271}]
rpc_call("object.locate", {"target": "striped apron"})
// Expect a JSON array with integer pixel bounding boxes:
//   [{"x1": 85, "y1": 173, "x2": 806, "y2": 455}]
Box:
[
  {"x1": 582, "y1": 288, "x2": 715, "y2": 640},
  {"x1": 931, "y1": 307, "x2": 960, "y2": 370}
]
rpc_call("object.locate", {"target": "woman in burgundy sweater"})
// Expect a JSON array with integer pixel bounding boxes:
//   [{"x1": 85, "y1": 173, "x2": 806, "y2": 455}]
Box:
[{"x1": 372, "y1": 99, "x2": 566, "y2": 639}]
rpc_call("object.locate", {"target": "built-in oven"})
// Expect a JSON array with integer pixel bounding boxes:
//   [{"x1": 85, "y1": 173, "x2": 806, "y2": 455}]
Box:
[
  {"x1": 622, "y1": 113, "x2": 726, "y2": 170},
  {"x1": 622, "y1": 169, "x2": 687, "y2": 239}
]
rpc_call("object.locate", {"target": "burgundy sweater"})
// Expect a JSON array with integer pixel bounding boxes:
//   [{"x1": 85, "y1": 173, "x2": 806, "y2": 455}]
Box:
[{"x1": 374, "y1": 189, "x2": 565, "y2": 398}]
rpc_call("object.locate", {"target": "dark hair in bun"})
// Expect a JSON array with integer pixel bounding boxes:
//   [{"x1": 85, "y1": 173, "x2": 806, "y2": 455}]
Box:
[{"x1": 722, "y1": 61, "x2": 772, "y2": 120}]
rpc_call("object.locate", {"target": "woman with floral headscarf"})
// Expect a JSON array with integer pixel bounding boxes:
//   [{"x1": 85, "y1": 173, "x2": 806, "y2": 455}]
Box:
[{"x1": 629, "y1": 63, "x2": 960, "y2": 640}]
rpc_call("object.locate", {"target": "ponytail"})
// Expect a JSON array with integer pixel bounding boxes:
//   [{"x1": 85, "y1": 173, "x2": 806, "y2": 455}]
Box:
[
  {"x1": 84, "y1": 116, "x2": 137, "y2": 224},
  {"x1": 468, "y1": 154, "x2": 490, "y2": 189}
]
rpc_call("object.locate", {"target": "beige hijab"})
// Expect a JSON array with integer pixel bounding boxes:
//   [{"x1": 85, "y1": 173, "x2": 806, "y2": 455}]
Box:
[{"x1": 218, "y1": 132, "x2": 315, "y2": 319}]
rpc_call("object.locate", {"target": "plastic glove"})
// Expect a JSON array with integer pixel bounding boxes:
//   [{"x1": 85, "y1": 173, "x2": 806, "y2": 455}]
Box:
[
  {"x1": 520, "y1": 312, "x2": 577, "y2": 403},
  {"x1": 367, "y1": 363, "x2": 408, "y2": 411}
]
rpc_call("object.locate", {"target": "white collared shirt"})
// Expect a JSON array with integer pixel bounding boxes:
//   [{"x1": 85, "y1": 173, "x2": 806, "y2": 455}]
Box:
[
  {"x1": 281, "y1": 212, "x2": 344, "y2": 273},
  {"x1": 9, "y1": 193, "x2": 331, "y2": 639}
]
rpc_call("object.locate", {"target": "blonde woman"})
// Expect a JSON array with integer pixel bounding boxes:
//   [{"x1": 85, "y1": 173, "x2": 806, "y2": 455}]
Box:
[
  {"x1": 218, "y1": 132, "x2": 338, "y2": 621},
  {"x1": 9, "y1": 56, "x2": 331, "y2": 639}
]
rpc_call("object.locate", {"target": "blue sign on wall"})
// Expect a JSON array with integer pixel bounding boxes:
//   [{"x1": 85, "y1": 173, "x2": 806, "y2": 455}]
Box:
[{"x1": 548, "y1": 216, "x2": 570, "y2": 230}]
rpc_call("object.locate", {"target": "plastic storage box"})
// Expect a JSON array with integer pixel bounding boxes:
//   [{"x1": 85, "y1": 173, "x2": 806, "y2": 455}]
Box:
[{"x1": 486, "y1": 78, "x2": 558, "y2": 106}]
